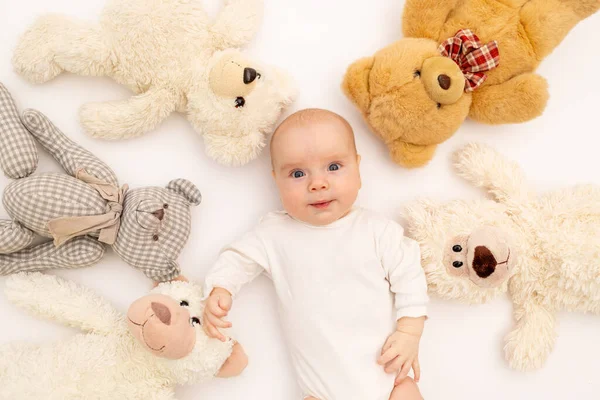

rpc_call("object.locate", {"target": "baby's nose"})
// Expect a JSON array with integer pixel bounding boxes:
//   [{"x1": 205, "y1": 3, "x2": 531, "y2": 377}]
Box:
[{"x1": 310, "y1": 179, "x2": 329, "y2": 191}]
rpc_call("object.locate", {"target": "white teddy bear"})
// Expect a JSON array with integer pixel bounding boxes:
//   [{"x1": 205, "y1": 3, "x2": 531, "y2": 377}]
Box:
[
  {"x1": 12, "y1": 0, "x2": 296, "y2": 166},
  {"x1": 0, "y1": 272, "x2": 247, "y2": 399},
  {"x1": 401, "y1": 143, "x2": 600, "y2": 371}
]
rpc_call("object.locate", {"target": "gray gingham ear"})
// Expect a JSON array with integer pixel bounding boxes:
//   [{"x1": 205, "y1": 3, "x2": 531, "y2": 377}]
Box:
[
  {"x1": 0, "y1": 83, "x2": 38, "y2": 179},
  {"x1": 166, "y1": 179, "x2": 202, "y2": 206}
]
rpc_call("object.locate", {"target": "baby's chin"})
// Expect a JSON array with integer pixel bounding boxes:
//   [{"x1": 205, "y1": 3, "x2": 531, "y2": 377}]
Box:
[{"x1": 289, "y1": 202, "x2": 353, "y2": 226}]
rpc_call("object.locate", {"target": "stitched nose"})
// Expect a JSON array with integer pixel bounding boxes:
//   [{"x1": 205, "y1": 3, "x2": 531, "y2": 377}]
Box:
[
  {"x1": 151, "y1": 302, "x2": 171, "y2": 325},
  {"x1": 152, "y1": 209, "x2": 165, "y2": 221},
  {"x1": 243, "y1": 68, "x2": 257, "y2": 84},
  {"x1": 438, "y1": 74, "x2": 451, "y2": 90},
  {"x1": 472, "y1": 246, "x2": 497, "y2": 278}
]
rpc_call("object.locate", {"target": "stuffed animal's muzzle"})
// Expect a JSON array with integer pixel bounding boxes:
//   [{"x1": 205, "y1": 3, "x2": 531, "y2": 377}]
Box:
[{"x1": 127, "y1": 293, "x2": 197, "y2": 359}]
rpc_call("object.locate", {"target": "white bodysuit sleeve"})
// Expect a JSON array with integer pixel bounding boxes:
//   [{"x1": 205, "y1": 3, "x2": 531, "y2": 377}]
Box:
[
  {"x1": 203, "y1": 229, "x2": 270, "y2": 299},
  {"x1": 379, "y1": 220, "x2": 429, "y2": 320}
]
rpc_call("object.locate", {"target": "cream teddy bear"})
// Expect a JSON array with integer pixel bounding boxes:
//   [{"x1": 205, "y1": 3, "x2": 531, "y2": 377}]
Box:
[
  {"x1": 0, "y1": 272, "x2": 247, "y2": 399},
  {"x1": 13, "y1": 0, "x2": 296, "y2": 166},
  {"x1": 401, "y1": 143, "x2": 600, "y2": 371}
]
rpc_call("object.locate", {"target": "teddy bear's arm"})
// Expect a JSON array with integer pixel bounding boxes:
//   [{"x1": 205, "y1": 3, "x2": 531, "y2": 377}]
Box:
[
  {"x1": 4, "y1": 272, "x2": 124, "y2": 335},
  {"x1": 453, "y1": 143, "x2": 535, "y2": 205},
  {"x1": 402, "y1": 0, "x2": 460, "y2": 40},
  {"x1": 210, "y1": 0, "x2": 263, "y2": 50},
  {"x1": 504, "y1": 297, "x2": 557, "y2": 371},
  {"x1": 20, "y1": 109, "x2": 119, "y2": 187},
  {"x1": 78, "y1": 87, "x2": 180, "y2": 141},
  {"x1": 469, "y1": 73, "x2": 549, "y2": 125}
]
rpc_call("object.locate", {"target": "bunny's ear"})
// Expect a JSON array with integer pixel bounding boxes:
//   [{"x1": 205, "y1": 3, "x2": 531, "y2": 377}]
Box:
[{"x1": 166, "y1": 179, "x2": 202, "y2": 206}]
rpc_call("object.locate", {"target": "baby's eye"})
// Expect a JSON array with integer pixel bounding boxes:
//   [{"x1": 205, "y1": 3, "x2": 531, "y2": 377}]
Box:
[
  {"x1": 292, "y1": 170, "x2": 305, "y2": 179},
  {"x1": 328, "y1": 163, "x2": 341, "y2": 172}
]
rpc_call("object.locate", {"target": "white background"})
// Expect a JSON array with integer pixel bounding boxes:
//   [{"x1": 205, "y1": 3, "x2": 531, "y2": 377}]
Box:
[{"x1": 1, "y1": 1, "x2": 599, "y2": 399}]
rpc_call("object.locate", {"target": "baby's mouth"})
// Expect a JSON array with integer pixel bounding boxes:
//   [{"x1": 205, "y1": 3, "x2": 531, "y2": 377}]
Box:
[{"x1": 310, "y1": 200, "x2": 333, "y2": 209}]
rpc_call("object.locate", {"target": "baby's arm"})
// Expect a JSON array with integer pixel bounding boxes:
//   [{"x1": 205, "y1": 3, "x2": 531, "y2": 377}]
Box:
[
  {"x1": 377, "y1": 220, "x2": 429, "y2": 382},
  {"x1": 203, "y1": 229, "x2": 270, "y2": 341}
]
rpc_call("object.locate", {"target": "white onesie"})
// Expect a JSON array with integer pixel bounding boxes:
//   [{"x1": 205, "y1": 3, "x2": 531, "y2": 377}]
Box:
[{"x1": 204, "y1": 207, "x2": 428, "y2": 400}]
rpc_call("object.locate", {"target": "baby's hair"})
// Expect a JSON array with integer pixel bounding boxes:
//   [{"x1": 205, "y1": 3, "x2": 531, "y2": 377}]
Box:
[{"x1": 270, "y1": 108, "x2": 356, "y2": 152}]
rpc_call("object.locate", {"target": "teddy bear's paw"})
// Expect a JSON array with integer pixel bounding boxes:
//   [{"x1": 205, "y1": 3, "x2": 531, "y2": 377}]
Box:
[
  {"x1": 12, "y1": 17, "x2": 64, "y2": 84},
  {"x1": 203, "y1": 131, "x2": 265, "y2": 166}
]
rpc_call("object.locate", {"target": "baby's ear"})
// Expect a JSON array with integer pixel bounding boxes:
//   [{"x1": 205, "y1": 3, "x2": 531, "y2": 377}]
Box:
[{"x1": 166, "y1": 179, "x2": 202, "y2": 206}]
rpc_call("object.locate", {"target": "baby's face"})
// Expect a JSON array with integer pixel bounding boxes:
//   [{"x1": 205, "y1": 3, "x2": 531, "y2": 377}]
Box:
[{"x1": 271, "y1": 117, "x2": 361, "y2": 226}]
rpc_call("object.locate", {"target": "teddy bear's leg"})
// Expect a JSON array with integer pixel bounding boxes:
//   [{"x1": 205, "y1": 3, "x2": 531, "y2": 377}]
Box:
[
  {"x1": 210, "y1": 0, "x2": 263, "y2": 50},
  {"x1": 0, "y1": 83, "x2": 39, "y2": 179},
  {"x1": 203, "y1": 130, "x2": 266, "y2": 166},
  {"x1": 0, "y1": 221, "x2": 35, "y2": 254},
  {"x1": 402, "y1": 0, "x2": 461, "y2": 39},
  {"x1": 520, "y1": 0, "x2": 600, "y2": 60},
  {"x1": 20, "y1": 109, "x2": 119, "y2": 186},
  {"x1": 469, "y1": 73, "x2": 549, "y2": 124},
  {"x1": 504, "y1": 301, "x2": 557, "y2": 371},
  {"x1": 12, "y1": 15, "x2": 114, "y2": 84},
  {"x1": 0, "y1": 236, "x2": 105, "y2": 276},
  {"x1": 78, "y1": 87, "x2": 179, "y2": 141},
  {"x1": 388, "y1": 140, "x2": 437, "y2": 168}
]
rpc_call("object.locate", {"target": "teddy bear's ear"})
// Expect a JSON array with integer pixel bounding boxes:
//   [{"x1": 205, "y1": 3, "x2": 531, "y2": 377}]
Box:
[
  {"x1": 166, "y1": 179, "x2": 202, "y2": 206},
  {"x1": 342, "y1": 56, "x2": 375, "y2": 113}
]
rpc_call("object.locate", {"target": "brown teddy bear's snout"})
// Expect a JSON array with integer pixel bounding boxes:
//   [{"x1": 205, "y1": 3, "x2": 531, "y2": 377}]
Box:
[{"x1": 421, "y1": 57, "x2": 465, "y2": 105}]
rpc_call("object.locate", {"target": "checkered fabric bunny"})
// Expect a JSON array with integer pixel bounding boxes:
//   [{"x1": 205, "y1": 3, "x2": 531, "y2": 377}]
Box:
[{"x1": 0, "y1": 83, "x2": 201, "y2": 281}]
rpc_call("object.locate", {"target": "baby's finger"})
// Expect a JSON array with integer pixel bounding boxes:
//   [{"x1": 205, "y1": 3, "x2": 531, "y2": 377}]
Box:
[
  {"x1": 413, "y1": 358, "x2": 421, "y2": 382},
  {"x1": 218, "y1": 295, "x2": 232, "y2": 311},
  {"x1": 384, "y1": 355, "x2": 405, "y2": 374},
  {"x1": 207, "y1": 312, "x2": 232, "y2": 329},
  {"x1": 381, "y1": 337, "x2": 394, "y2": 354},
  {"x1": 206, "y1": 322, "x2": 227, "y2": 342},
  {"x1": 378, "y1": 347, "x2": 399, "y2": 365},
  {"x1": 208, "y1": 297, "x2": 228, "y2": 317},
  {"x1": 397, "y1": 359, "x2": 412, "y2": 382}
]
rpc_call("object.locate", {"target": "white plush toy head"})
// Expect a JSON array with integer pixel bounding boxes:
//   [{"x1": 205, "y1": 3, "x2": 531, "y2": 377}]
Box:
[
  {"x1": 127, "y1": 279, "x2": 231, "y2": 383},
  {"x1": 402, "y1": 198, "x2": 517, "y2": 304},
  {"x1": 187, "y1": 49, "x2": 297, "y2": 166}
]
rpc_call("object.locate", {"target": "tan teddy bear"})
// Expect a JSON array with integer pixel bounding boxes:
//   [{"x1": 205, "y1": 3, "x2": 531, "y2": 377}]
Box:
[
  {"x1": 342, "y1": 0, "x2": 600, "y2": 168},
  {"x1": 401, "y1": 143, "x2": 600, "y2": 371}
]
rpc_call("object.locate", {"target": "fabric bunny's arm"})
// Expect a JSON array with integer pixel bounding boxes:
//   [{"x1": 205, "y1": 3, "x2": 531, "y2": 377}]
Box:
[
  {"x1": 453, "y1": 143, "x2": 535, "y2": 205},
  {"x1": 20, "y1": 109, "x2": 119, "y2": 187},
  {"x1": 402, "y1": 0, "x2": 461, "y2": 40},
  {"x1": 210, "y1": 0, "x2": 263, "y2": 50},
  {"x1": 4, "y1": 272, "x2": 124, "y2": 335}
]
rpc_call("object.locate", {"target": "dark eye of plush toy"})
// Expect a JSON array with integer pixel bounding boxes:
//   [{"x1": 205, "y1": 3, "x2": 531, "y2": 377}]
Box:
[
  {"x1": 180, "y1": 300, "x2": 189, "y2": 307},
  {"x1": 163, "y1": 203, "x2": 169, "y2": 209},
  {"x1": 153, "y1": 234, "x2": 159, "y2": 241},
  {"x1": 453, "y1": 261, "x2": 463, "y2": 268},
  {"x1": 190, "y1": 317, "x2": 201, "y2": 326},
  {"x1": 452, "y1": 245, "x2": 462, "y2": 253},
  {"x1": 414, "y1": 70, "x2": 421, "y2": 78},
  {"x1": 235, "y1": 97, "x2": 245, "y2": 108},
  {"x1": 437, "y1": 103, "x2": 442, "y2": 109}
]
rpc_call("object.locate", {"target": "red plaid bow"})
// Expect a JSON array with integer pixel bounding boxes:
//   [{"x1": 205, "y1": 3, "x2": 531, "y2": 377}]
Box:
[{"x1": 438, "y1": 29, "x2": 500, "y2": 92}]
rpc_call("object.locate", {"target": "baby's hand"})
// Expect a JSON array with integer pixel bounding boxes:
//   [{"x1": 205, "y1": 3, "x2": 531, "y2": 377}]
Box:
[
  {"x1": 203, "y1": 287, "x2": 233, "y2": 342},
  {"x1": 378, "y1": 316, "x2": 425, "y2": 385}
]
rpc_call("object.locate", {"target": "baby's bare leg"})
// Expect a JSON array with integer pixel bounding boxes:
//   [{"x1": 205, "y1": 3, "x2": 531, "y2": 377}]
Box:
[{"x1": 389, "y1": 377, "x2": 423, "y2": 400}]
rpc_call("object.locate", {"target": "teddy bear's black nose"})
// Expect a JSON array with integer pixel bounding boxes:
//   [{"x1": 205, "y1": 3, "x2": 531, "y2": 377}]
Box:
[
  {"x1": 243, "y1": 68, "x2": 257, "y2": 84},
  {"x1": 438, "y1": 74, "x2": 451, "y2": 90},
  {"x1": 472, "y1": 246, "x2": 497, "y2": 278}
]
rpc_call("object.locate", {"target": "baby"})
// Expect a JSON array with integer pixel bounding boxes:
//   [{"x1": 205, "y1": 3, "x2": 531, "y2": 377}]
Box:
[{"x1": 202, "y1": 109, "x2": 428, "y2": 400}]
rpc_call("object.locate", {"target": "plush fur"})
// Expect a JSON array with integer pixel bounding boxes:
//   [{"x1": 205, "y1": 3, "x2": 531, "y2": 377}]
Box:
[
  {"x1": 0, "y1": 272, "x2": 246, "y2": 399},
  {"x1": 12, "y1": 0, "x2": 297, "y2": 166},
  {"x1": 401, "y1": 143, "x2": 600, "y2": 371},
  {"x1": 342, "y1": 0, "x2": 600, "y2": 167}
]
